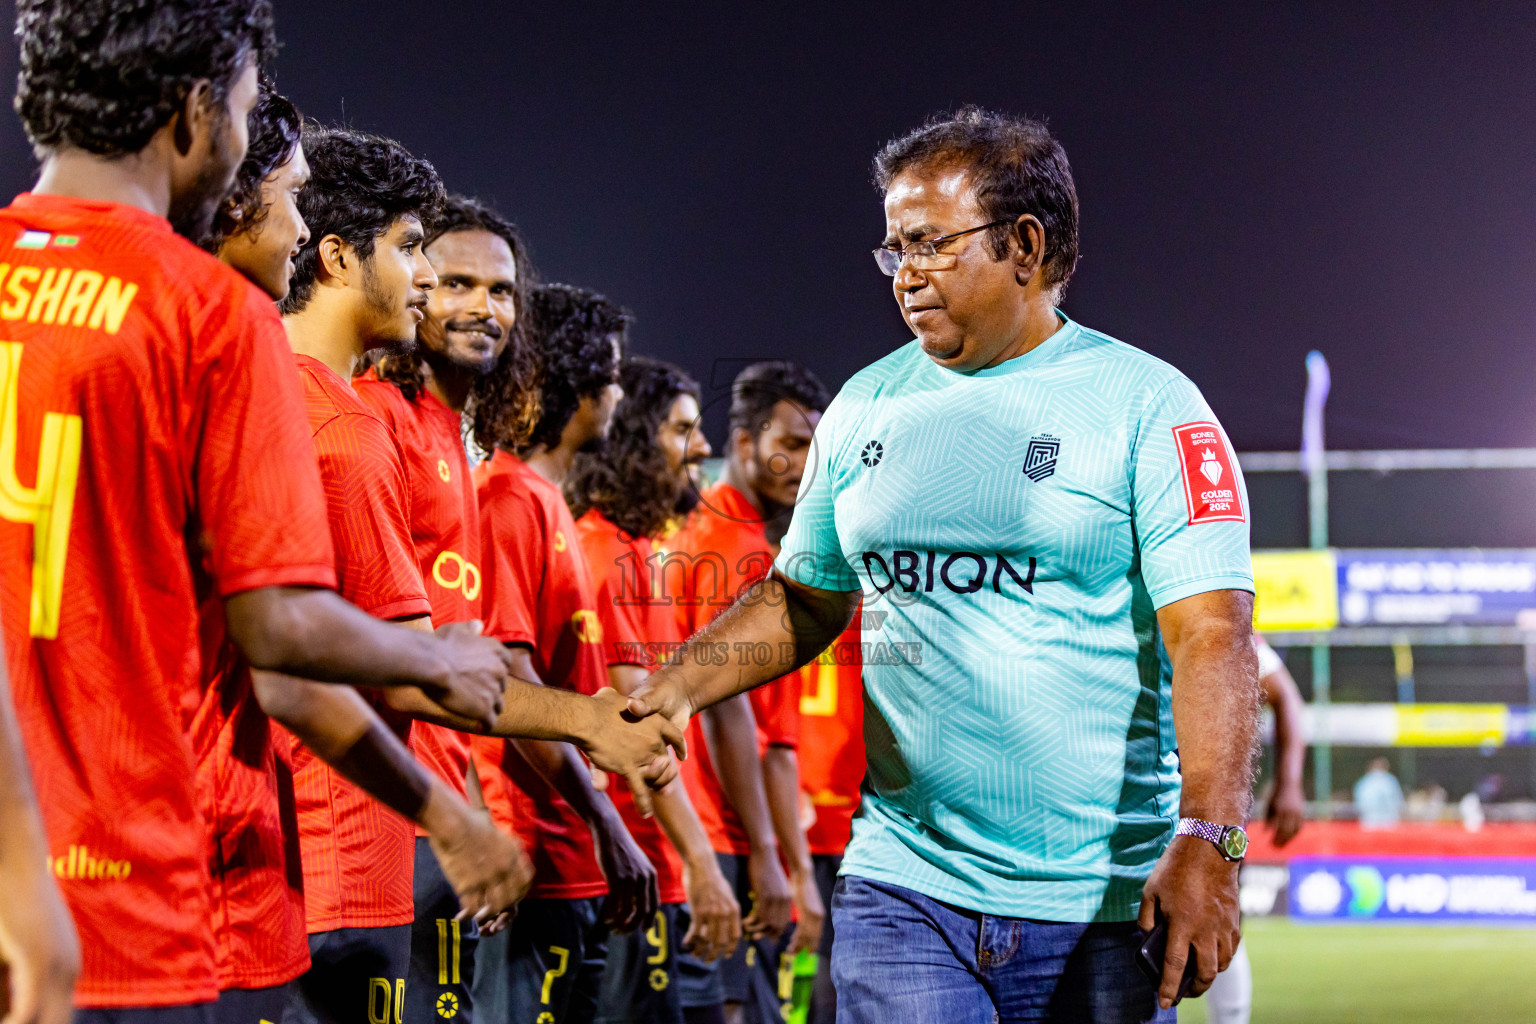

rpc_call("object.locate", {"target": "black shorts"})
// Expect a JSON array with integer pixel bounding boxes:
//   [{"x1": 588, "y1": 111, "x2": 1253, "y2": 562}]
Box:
[
  {"x1": 282, "y1": 925, "x2": 411, "y2": 1024},
  {"x1": 678, "y1": 852, "x2": 790, "y2": 1023},
  {"x1": 593, "y1": 903, "x2": 684, "y2": 1024},
  {"x1": 471, "y1": 897, "x2": 607, "y2": 1024},
  {"x1": 75, "y1": 1004, "x2": 215, "y2": 1024},
  {"x1": 407, "y1": 837, "x2": 480, "y2": 1024},
  {"x1": 212, "y1": 985, "x2": 291, "y2": 1024}
]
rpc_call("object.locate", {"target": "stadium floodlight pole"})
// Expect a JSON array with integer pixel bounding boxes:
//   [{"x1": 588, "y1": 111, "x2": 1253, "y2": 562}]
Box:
[{"x1": 1302, "y1": 350, "x2": 1332, "y2": 818}]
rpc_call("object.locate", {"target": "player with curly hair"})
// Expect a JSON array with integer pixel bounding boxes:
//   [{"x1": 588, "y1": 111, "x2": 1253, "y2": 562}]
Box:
[
  {"x1": 566, "y1": 357, "x2": 744, "y2": 1024},
  {"x1": 202, "y1": 79, "x2": 309, "y2": 301},
  {"x1": 472, "y1": 284, "x2": 663, "y2": 1024},
  {"x1": 353, "y1": 195, "x2": 542, "y2": 1023}
]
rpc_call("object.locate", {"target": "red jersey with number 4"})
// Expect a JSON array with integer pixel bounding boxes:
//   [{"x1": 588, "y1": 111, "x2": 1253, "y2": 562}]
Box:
[
  {"x1": 353, "y1": 370, "x2": 481, "y2": 816},
  {"x1": 473, "y1": 452, "x2": 608, "y2": 899},
  {"x1": 668, "y1": 482, "x2": 801, "y2": 856},
  {"x1": 797, "y1": 611, "x2": 864, "y2": 856},
  {"x1": 286, "y1": 355, "x2": 431, "y2": 931},
  {"x1": 0, "y1": 195, "x2": 336, "y2": 1007},
  {"x1": 575, "y1": 507, "x2": 687, "y2": 904}
]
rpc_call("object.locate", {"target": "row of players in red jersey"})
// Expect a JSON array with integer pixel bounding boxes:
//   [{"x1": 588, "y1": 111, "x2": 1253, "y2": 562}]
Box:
[{"x1": 0, "y1": 10, "x2": 863, "y2": 1024}]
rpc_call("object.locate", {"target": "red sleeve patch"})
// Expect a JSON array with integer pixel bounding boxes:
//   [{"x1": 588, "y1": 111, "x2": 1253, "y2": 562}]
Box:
[{"x1": 1172, "y1": 421, "x2": 1245, "y2": 524}]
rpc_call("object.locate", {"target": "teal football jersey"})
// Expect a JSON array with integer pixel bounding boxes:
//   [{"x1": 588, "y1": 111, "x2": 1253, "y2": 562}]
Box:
[{"x1": 775, "y1": 314, "x2": 1253, "y2": 921}]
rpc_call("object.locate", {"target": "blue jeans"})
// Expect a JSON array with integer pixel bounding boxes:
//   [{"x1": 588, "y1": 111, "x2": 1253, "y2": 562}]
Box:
[{"x1": 830, "y1": 876, "x2": 1174, "y2": 1024}]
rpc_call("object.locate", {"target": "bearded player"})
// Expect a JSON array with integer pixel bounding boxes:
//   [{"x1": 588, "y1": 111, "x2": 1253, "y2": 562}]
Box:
[
  {"x1": 354, "y1": 194, "x2": 543, "y2": 1023},
  {"x1": 567, "y1": 356, "x2": 744, "y2": 1024},
  {"x1": 2, "y1": 1, "x2": 521, "y2": 1016},
  {"x1": 472, "y1": 284, "x2": 662, "y2": 1024},
  {"x1": 668, "y1": 362, "x2": 830, "y2": 1024}
]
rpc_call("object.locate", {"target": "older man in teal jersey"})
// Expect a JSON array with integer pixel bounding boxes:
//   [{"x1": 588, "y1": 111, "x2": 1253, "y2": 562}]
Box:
[{"x1": 630, "y1": 107, "x2": 1260, "y2": 1024}]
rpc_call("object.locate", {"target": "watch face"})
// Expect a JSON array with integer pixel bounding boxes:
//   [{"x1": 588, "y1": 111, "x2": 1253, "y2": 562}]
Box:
[{"x1": 1221, "y1": 826, "x2": 1249, "y2": 860}]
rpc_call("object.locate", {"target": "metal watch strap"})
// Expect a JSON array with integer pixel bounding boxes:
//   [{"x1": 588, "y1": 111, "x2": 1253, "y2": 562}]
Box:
[{"x1": 1175, "y1": 817, "x2": 1246, "y2": 860}]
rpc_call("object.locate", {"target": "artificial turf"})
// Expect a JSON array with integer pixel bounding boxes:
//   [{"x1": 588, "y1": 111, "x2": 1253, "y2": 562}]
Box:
[{"x1": 1176, "y1": 917, "x2": 1536, "y2": 1023}]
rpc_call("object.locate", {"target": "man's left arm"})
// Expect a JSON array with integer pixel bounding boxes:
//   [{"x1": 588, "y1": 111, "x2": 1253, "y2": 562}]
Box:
[{"x1": 1138, "y1": 588, "x2": 1260, "y2": 1009}]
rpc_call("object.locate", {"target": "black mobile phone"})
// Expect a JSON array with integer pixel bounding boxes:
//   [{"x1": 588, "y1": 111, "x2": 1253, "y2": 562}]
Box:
[{"x1": 1134, "y1": 919, "x2": 1199, "y2": 1005}]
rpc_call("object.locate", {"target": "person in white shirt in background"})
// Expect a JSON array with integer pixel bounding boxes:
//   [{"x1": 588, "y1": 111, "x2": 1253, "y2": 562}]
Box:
[{"x1": 1198, "y1": 635, "x2": 1306, "y2": 1024}]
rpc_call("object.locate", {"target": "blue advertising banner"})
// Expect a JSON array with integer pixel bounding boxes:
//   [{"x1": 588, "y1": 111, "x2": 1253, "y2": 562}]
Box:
[
  {"x1": 1289, "y1": 857, "x2": 1536, "y2": 924},
  {"x1": 1335, "y1": 549, "x2": 1536, "y2": 626}
]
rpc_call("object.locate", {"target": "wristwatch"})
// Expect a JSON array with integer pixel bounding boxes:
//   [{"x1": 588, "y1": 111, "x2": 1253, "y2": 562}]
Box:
[{"x1": 1175, "y1": 818, "x2": 1249, "y2": 862}]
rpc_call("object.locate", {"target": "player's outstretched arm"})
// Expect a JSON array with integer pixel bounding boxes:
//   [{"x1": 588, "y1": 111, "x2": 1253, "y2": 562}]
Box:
[
  {"x1": 489, "y1": 647, "x2": 658, "y2": 934},
  {"x1": 376, "y1": 653, "x2": 686, "y2": 816},
  {"x1": 224, "y1": 586, "x2": 510, "y2": 728},
  {"x1": 763, "y1": 744, "x2": 824, "y2": 954},
  {"x1": 1137, "y1": 589, "x2": 1260, "y2": 1010},
  {"x1": 250, "y1": 669, "x2": 531, "y2": 929},
  {"x1": 0, "y1": 654, "x2": 79, "y2": 1024},
  {"x1": 626, "y1": 571, "x2": 857, "y2": 729},
  {"x1": 701, "y1": 698, "x2": 793, "y2": 939},
  {"x1": 1259, "y1": 645, "x2": 1307, "y2": 847},
  {"x1": 609, "y1": 664, "x2": 742, "y2": 962}
]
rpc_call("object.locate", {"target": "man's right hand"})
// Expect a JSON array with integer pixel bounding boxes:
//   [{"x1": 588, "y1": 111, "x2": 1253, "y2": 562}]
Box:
[
  {"x1": 0, "y1": 867, "x2": 80, "y2": 1024},
  {"x1": 425, "y1": 793, "x2": 533, "y2": 933},
  {"x1": 429, "y1": 621, "x2": 511, "y2": 730},
  {"x1": 623, "y1": 668, "x2": 693, "y2": 735},
  {"x1": 743, "y1": 842, "x2": 794, "y2": 940},
  {"x1": 580, "y1": 688, "x2": 687, "y2": 817}
]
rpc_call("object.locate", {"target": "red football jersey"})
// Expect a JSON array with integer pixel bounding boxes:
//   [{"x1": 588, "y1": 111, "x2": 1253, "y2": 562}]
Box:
[
  {"x1": 575, "y1": 508, "x2": 687, "y2": 905},
  {"x1": 0, "y1": 195, "x2": 335, "y2": 1007},
  {"x1": 796, "y1": 610, "x2": 864, "y2": 856},
  {"x1": 191, "y1": 604, "x2": 308, "y2": 990},
  {"x1": 285, "y1": 355, "x2": 431, "y2": 931},
  {"x1": 353, "y1": 370, "x2": 479, "y2": 813},
  {"x1": 472, "y1": 452, "x2": 608, "y2": 899},
  {"x1": 667, "y1": 483, "x2": 801, "y2": 856}
]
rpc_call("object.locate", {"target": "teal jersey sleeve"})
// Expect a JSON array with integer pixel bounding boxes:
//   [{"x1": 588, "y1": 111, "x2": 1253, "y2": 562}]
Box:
[
  {"x1": 1131, "y1": 375, "x2": 1254, "y2": 608},
  {"x1": 776, "y1": 390, "x2": 862, "y2": 592}
]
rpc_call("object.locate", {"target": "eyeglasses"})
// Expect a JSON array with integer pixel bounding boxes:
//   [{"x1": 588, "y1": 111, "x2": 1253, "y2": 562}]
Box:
[{"x1": 872, "y1": 219, "x2": 1013, "y2": 276}]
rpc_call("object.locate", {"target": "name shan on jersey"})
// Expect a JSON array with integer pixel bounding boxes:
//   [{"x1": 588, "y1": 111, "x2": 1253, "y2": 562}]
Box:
[{"x1": 0, "y1": 263, "x2": 140, "y2": 334}]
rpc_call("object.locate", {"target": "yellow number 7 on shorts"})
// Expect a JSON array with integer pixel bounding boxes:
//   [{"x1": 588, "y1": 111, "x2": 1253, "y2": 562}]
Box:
[{"x1": 540, "y1": 945, "x2": 570, "y2": 1004}]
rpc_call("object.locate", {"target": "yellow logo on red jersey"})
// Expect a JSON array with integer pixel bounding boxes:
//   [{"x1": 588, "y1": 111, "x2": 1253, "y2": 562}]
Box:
[
  {"x1": 571, "y1": 609, "x2": 602, "y2": 644},
  {"x1": 431, "y1": 550, "x2": 481, "y2": 600},
  {"x1": 49, "y1": 845, "x2": 131, "y2": 881}
]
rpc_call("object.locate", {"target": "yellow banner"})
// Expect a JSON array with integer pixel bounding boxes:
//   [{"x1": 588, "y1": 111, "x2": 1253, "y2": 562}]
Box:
[
  {"x1": 1395, "y1": 704, "x2": 1508, "y2": 747},
  {"x1": 1252, "y1": 549, "x2": 1339, "y2": 631}
]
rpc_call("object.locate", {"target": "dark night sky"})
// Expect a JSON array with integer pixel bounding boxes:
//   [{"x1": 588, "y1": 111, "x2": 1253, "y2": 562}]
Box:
[{"x1": 4, "y1": 2, "x2": 1536, "y2": 452}]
